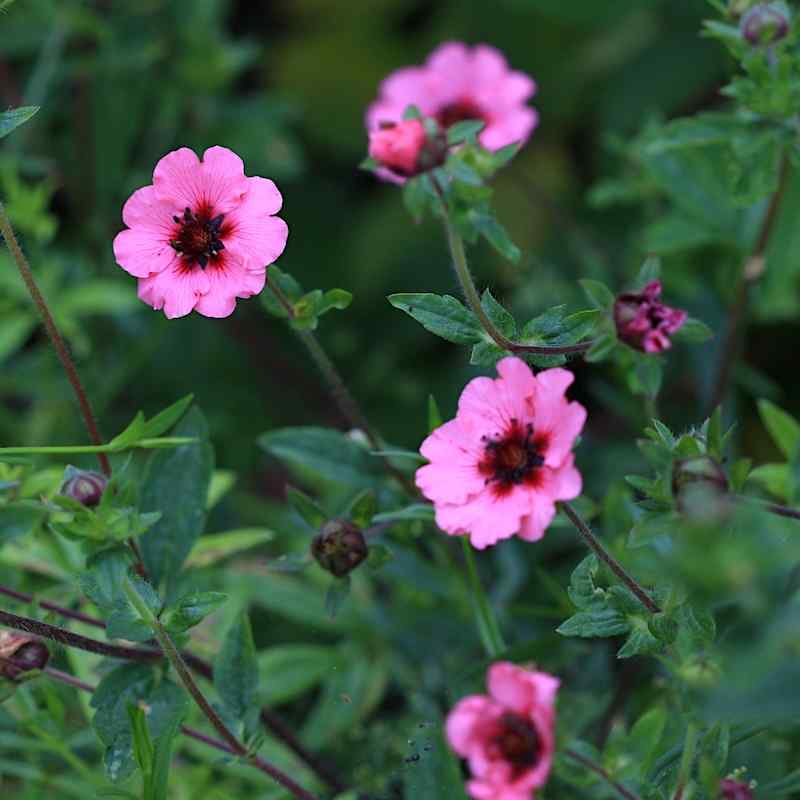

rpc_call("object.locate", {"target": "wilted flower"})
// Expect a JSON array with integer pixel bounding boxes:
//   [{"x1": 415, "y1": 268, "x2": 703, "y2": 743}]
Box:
[
  {"x1": 0, "y1": 631, "x2": 50, "y2": 680},
  {"x1": 113, "y1": 146, "x2": 288, "y2": 319},
  {"x1": 613, "y1": 281, "x2": 687, "y2": 354},
  {"x1": 416, "y1": 357, "x2": 585, "y2": 550},
  {"x1": 367, "y1": 42, "x2": 537, "y2": 155},
  {"x1": 446, "y1": 661, "x2": 559, "y2": 800},
  {"x1": 741, "y1": 2, "x2": 791, "y2": 45},
  {"x1": 60, "y1": 466, "x2": 108, "y2": 507},
  {"x1": 311, "y1": 519, "x2": 369, "y2": 577},
  {"x1": 368, "y1": 118, "x2": 447, "y2": 180}
]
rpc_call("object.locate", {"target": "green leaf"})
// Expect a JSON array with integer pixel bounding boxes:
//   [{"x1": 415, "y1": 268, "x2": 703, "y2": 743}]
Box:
[
  {"x1": 148, "y1": 713, "x2": 181, "y2": 800},
  {"x1": 185, "y1": 528, "x2": 273, "y2": 567},
  {"x1": 261, "y1": 267, "x2": 303, "y2": 319},
  {"x1": 259, "y1": 426, "x2": 380, "y2": 487},
  {"x1": 447, "y1": 119, "x2": 485, "y2": 145},
  {"x1": 481, "y1": 289, "x2": 517, "y2": 337},
  {"x1": 140, "y1": 395, "x2": 194, "y2": 439},
  {"x1": 580, "y1": 279, "x2": 615, "y2": 309},
  {"x1": 403, "y1": 719, "x2": 469, "y2": 800},
  {"x1": 470, "y1": 212, "x2": 521, "y2": 262},
  {"x1": 214, "y1": 612, "x2": 258, "y2": 723},
  {"x1": 373, "y1": 504, "x2": 435, "y2": 523},
  {"x1": 139, "y1": 408, "x2": 214, "y2": 587},
  {"x1": 258, "y1": 644, "x2": 338, "y2": 705},
  {"x1": 325, "y1": 576, "x2": 351, "y2": 618},
  {"x1": 757, "y1": 399, "x2": 800, "y2": 460},
  {"x1": 163, "y1": 590, "x2": 227, "y2": 635},
  {"x1": 388, "y1": 293, "x2": 481, "y2": 345},
  {"x1": 673, "y1": 317, "x2": 713, "y2": 343},
  {"x1": 629, "y1": 707, "x2": 667, "y2": 775},
  {"x1": 127, "y1": 704, "x2": 154, "y2": 778},
  {"x1": 347, "y1": 489, "x2": 376, "y2": 528},
  {"x1": 748, "y1": 463, "x2": 788, "y2": 498},
  {"x1": 0, "y1": 106, "x2": 39, "y2": 139},
  {"x1": 0, "y1": 501, "x2": 45, "y2": 543},
  {"x1": 286, "y1": 486, "x2": 328, "y2": 529},
  {"x1": 634, "y1": 256, "x2": 661, "y2": 288},
  {"x1": 617, "y1": 618, "x2": 661, "y2": 658},
  {"x1": 585, "y1": 332, "x2": 617, "y2": 363},
  {"x1": 557, "y1": 608, "x2": 630, "y2": 638}
]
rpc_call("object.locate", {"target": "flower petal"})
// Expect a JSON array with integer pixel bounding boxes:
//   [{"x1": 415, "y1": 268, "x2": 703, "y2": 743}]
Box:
[
  {"x1": 193, "y1": 258, "x2": 267, "y2": 319},
  {"x1": 224, "y1": 176, "x2": 288, "y2": 268},
  {"x1": 137, "y1": 263, "x2": 210, "y2": 319}
]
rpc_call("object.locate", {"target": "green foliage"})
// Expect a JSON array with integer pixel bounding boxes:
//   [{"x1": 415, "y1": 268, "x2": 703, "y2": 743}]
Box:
[
  {"x1": 261, "y1": 266, "x2": 352, "y2": 330},
  {"x1": 0, "y1": 106, "x2": 39, "y2": 139},
  {"x1": 214, "y1": 612, "x2": 259, "y2": 725}
]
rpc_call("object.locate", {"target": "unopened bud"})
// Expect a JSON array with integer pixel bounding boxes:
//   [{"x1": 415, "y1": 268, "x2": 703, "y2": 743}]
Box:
[
  {"x1": 311, "y1": 519, "x2": 368, "y2": 578},
  {"x1": 741, "y1": 2, "x2": 791, "y2": 45},
  {"x1": 60, "y1": 466, "x2": 108, "y2": 507},
  {"x1": 613, "y1": 281, "x2": 687, "y2": 354},
  {"x1": 672, "y1": 456, "x2": 729, "y2": 515},
  {"x1": 0, "y1": 631, "x2": 50, "y2": 680},
  {"x1": 720, "y1": 777, "x2": 755, "y2": 800},
  {"x1": 368, "y1": 118, "x2": 447, "y2": 179}
]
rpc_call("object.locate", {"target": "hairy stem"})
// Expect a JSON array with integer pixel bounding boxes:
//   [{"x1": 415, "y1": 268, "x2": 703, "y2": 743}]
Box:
[
  {"x1": 0, "y1": 200, "x2": 111, "y2": 477},
  {"x1": 559, "y1": 501, "x2": 661, "y2": 614},
  {"x1": 565, "y1": 748, "x2": 642, "y2": 800},
  {"x1": 269, "y1": 278, "x2": 417, "y2": 495},
  {"x1": 121, "y1": 579, "x2": 319, "y2": 800},
  {"x1": 709, "y1": 155, "x2": 791, "y2": 411},
  {"x1": 432, "y1": 181, "x2": 592, "y2": 357},
  {"x1": 0, "y1": 584, "x2": 345, "y2": 793},
  {"x1": 0, "y1": 608, "x2": 161, "y2": 660},
  {"x1": 461, "y1": 538, "x2": 506, "y2": 657}
]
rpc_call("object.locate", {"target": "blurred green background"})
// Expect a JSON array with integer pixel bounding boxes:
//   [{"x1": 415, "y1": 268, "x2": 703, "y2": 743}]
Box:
[{"x1": 2, "y1": 1, "x2": 800, "y2": 796}]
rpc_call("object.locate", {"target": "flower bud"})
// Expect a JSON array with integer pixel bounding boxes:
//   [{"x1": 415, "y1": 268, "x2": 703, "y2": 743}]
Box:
[
  {"x1": 672, "y1": 456, "x2": 729, "y2": 516},
  {"x1": 0, "y1": 631, "x2": 50, "y2": 680},
  {"x1": 368, "y1": 119, "x2": 447, "y2": 179},
  {"x1": 741, "y1": 2, "x2": 791, "y2": 45},
  {"x1": 60, "y1": 466, "x2": 108, "y2": 507},
  {"x1": 613, "y1": 281, "x2": 687, "y2": 354},
  {"x1": 311, "y1": 519, "x2": 369, "y2": 578},
  {"x1": 720, "y1": 777, "x2": 754, "y2": 800}
]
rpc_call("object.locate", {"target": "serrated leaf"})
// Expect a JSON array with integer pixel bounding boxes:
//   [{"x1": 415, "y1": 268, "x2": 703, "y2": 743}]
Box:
[
  {"x1": 214, "y1": 612, "x2": 258, "y2": 723},
  {"x1": 557, "y1": 608, "x2": 630, "y2": 638},
  {"x1": 388, "y1": 293, "x2": 481, "y2": 345},
  {"x1": 139, "y1": 408, "x2": 214, "y2": 586}
]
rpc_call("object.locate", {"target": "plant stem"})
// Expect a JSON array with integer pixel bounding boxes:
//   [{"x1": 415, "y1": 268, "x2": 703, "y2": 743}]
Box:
[
  {"x1": 735, "y1": 494, "x2": 800, "y2": 521},
  {"x1": 461, "y1": 538, "x2": 506, "y2": 657},
  {"x1": 0, "y1": 584, "x2": 345, "y2": 794},
  {"x1": 674, "y1": 722, "x2": 699, "y2": 800},
  {"x1": 709, "y1": 155, "x2": 791, "y2": 412},
  {"x1": 42, "y1": 667, "x2": 305, "y2": 779},
  {"x1": 269, "y1": 278, "x2": 417, "y2": 496},
  {"x1": 0, "y1": 585, "x2": 105, "y2": 629},
  {"x1": 432, "y1": 181, "x2": 592, "y2": 357},
  {"x1": 559, "y1": 501, "x2": 661, "y2": 614},
  {"x1": 0, "y1": 200, "x2": 111, "y2": 477},
  {"x1": 565, "y1": 748, "x2": 642, "y2": 800},
  {"x1": 121, "y1": 579, "x2": 319, "y2": 800},
  {"x1": 0, "y1": 608, "x2": 161, "y2": 661}
]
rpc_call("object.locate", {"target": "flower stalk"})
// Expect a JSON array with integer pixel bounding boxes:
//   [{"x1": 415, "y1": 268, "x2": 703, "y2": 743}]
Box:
[
  {"x1": 0, "y1": 200, "x2": 111, "y2": 477},
  {"x1": 461, "y1": 538, "x2": 506, "y2": 657},
  {"x1": 559, "y1": 501, "x2": 661, "y2": 614},
  {"x1": 121, "y1": 578, "x2": 319, "y2": 800}
]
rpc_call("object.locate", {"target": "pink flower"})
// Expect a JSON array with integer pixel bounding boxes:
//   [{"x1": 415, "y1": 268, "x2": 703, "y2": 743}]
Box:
[
  {"x1": 113, "y1": 146, "x2": 288, "y2": 319},
  {"x1": 366, "y1": 42, "x2": 537, "y2": 154},
  {"x1": 720, "y1": 778, "x2": 754, "y2": 800},
  {"x1": 416, "y1": 357, "x2": 585, "y2": 550},
  {"x1": 613, "y1": 281, "x2": 687, "y2": 354},
  {"x1": 368, "y1": 118, "x2": 446, "y2": 180},
  {"x1": 446, "y1": 661, "x2": 559, "y2": 800}
]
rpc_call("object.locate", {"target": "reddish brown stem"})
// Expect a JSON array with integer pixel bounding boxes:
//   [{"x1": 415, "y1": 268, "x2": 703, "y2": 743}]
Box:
[{"x1": 565, "y1": 748, "x2": 642, "y2": 800}]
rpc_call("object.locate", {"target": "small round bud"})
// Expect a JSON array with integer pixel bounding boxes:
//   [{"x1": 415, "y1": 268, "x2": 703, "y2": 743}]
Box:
[
  {"x1": 60, "y1": 466, "x2": 108, "y2": 507},
  {"x1": 0, "y1": 631, "x2": 50, "y2": 680},
  {"x1": 672, "y1": 456, "x2": 729, "y2": 516},
  {"x1": 368, "y1": 118, "x2": 447, "y2": 179},
  {"x1": 741, "y1": 2, "x2": 791, "y2": 45},
  {"x1": 311, "y1": 519, "x2": 369, "y2": 578},
  {"x1": 720, "y1": 777, "x2": 754, "y2": 800}
]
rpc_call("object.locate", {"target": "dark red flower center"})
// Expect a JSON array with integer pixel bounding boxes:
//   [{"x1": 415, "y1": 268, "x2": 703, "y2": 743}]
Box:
[
  {"x1": 493, "y1": 713, "x2": 541, "y2": 774},
  {"x1": 479, "y1": 420, "x2": 545, "y2": 492},
  {"x1": 435, "y1": 97, "x2": 488, "y2": 129},
  {"x1": 170, "y1": 206, "x2": 226, "y2": 269}
]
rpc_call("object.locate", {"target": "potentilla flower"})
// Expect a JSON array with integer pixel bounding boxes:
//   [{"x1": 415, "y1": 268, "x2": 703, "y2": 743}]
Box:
[
  {"x1": 366, "y1": 42, "x2": 537, "y2": 153},
  {"x1": 613, "y1": 281, "x2": 687, "y2": 354},
  {"x1": 446, "y1": 661, "x2": 559, "y2": 800},
  {"x1": 113, "y1": 146, "x2": 288, "y2": 319},
  {"x1": 416, "y1": 357, "x2": 585, "y2": 550}
]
